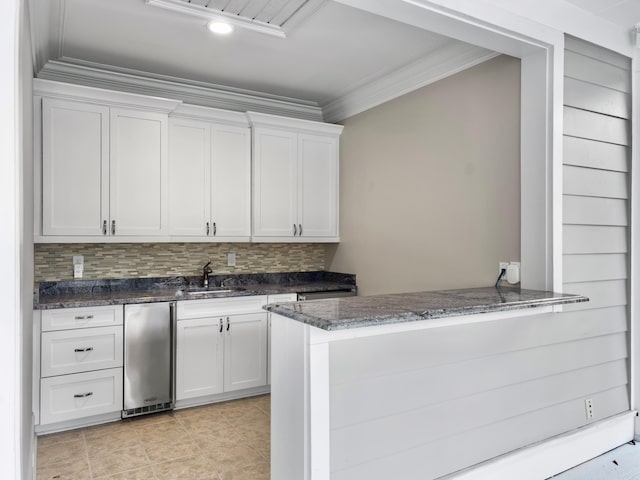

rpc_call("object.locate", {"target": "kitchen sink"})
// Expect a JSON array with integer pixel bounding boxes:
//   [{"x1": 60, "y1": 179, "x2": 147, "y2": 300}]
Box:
[{"x1": 180, "y1": 286, "x2": 246, "y2": 296}]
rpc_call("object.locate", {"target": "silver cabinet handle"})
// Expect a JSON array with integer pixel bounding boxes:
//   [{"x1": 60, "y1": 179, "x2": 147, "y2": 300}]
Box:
[
  {"x1": 213, "y1": 222, "x2": 217, "y2": 236},
  {"x1": 73, "y1": 392, "x2": 93, "y2": 398},
  {"x1": 74, "y1": 347, "x2": 94, "y2": 353},
  {"x1": 206, "y1": 222, "x2": 210, "y2": 235},
  {"x1": 74, "y1": 315, "x2": 94, "y2": 320},
  {"x1": 226, "y1": 316, "x2": 230, "y2": 331},
  {"x1": 219, "y1": 318, "x2": 223, "y2": 333},
  {"x1": 299, "y1": 224, "x2": 303, "y2": 236},
  {"x1": 103, "y1": 220, "x2": 107, "y2": 235},
  {"x1": 293, "y1": 224, "x2": 297, "y2": 236},
  {"x1": 111, "y1": 220, "x2": 116, "y2": 235}
]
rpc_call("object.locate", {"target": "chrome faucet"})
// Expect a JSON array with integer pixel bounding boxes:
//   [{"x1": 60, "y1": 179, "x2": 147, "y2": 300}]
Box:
[{"x1": 202, "y1": 260, "x2": 213, "y2": 288}]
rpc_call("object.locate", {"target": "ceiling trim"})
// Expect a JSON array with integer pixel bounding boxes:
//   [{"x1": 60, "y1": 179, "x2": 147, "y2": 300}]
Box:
[
  {"x1": 321, "y1": 42, "x2": 500, "y2": 123},
  {"x1": 36, "y1": 58, "x2": 325, "y2": 121}
]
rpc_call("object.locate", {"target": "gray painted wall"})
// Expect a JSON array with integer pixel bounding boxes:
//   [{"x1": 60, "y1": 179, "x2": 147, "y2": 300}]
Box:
[{"x1": 325, "y1": 55, "x2": 521, "y2": 296}]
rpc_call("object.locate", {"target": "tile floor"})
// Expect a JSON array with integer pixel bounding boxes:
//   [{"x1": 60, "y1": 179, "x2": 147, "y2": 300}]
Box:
[{"x1": 36, "y1": 394, "x2": 270, "y2": 480}]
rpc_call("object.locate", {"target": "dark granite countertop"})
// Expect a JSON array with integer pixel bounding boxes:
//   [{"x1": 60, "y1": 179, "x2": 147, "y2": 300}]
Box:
[
  {"x1": 264, "y1": 286, "x2": 589, "y2": 331},
  {"x1": 34, "y1": 271, "x2": 356, "y2": 310}
]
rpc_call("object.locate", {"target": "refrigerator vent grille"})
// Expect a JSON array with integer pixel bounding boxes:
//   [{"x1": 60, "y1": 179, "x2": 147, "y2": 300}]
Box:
[{"x1": 122, "y1": 402, "x2": 173, "y2": 418}]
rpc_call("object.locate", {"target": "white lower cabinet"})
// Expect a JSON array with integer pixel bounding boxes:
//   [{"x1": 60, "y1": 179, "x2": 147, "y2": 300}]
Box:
[
  {"x1": 40, "y1": 368, "x2": 123, "y2": 425},
  {"x1": 38, "y1": 305, "x2": 124, "y2": 428},
  {"x1": 176, "y1": 317, "x2": 224, "y2": 400},
  {"x1": 176, "y1": 296, "x2": 268, "y2": 403}
]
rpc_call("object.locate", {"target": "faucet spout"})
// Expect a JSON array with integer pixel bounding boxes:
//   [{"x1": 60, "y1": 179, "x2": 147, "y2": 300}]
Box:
[{"x1": 203, "y1": 261, "x2": 213, "y2": 288}]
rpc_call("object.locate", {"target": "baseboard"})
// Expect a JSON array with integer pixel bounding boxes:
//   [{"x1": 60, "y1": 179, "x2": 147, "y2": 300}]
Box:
[
  {"x1": 174, "y1": 386, "x2": 270, "y2": 410},
  {"x1": 442, "y1": 411, "x2": 637, "y2": 480}
]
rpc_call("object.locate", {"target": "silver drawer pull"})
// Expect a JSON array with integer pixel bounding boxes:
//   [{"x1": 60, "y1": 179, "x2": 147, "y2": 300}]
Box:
[
  {"x1": 206, "y1": 222, "x2": 210, "y2": 235},
  {"x1": 111, "y1": 220, "x2": 116, "y2": 235},
  {"x1": 102, "y1": 220, "x2": 107, "y2": 235},
  {"x1": 73, "y1": 392, "x2": 93, "y2": 398},
  {"x1": 213, "y1": 222, "x2": 217, "y2": 236},
  {"x1": 299, "y1": 223, "x2": 302, "y2": 236},
  {"x1": 74, "y1": 347, "x2": 94, "y2": 353},
  {"x1": 74, "y1": 315, "x2": 94, "y2": 320},
  {"x1": 293, "y1": 224, "x2": 297, "y2": 236}
]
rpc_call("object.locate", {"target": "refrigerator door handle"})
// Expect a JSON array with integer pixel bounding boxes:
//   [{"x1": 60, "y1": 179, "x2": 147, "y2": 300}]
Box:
[{"x1": 170, "y1": 301, "x2": 177, "y2": 406}]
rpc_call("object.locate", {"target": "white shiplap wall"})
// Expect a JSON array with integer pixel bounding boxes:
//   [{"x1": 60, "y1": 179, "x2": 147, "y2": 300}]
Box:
[{"x1": 325, "y1": 37, "x2": 631, "y2": 480}]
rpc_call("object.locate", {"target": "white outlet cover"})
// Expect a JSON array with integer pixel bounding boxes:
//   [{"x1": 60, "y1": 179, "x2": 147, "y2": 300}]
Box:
[{"x1": 227, "y1": 252, "x2": 236, "y2": 267}]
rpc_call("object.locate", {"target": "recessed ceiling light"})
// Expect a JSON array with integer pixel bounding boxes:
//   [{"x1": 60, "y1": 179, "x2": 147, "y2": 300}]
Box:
[{"x1": 207, "y1": 20, "x2": 234, "y2": 35}]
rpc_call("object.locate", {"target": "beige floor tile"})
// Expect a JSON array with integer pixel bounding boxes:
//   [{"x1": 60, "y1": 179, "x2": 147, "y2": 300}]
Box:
[
  {"x1": 85, "y1": 428, "x2": 142, "y2": 457},
  {"x1": 38, "y1": 429, "x2": 84, "y2": 448},
  {"x1": 143, "y1": 437, "x2": 200, "y2": 464},
  {"x1": 134, "y1": 420, "x2": 190, "y2": 444},
  {"x1": 37, "y1": 458, "x2": 91, "y2": 480},
  {"x1": 151, "y1": 454, "x2": 219, "y2": 480},
  {"x1": 192, "y1": 432, "x2": 245, "y2": 451},
  {"x1": 172, "y1": 404, "x2": 225, "y2": 420},
  {"x1": 217, "y1": 460, "x2": 269, "y2": 480},
  {"x1": 83, "y1": 420, "x2": 132, "y2": 439},
  {"x1": 38, "y1": 439, "x2": 87, "y2": 466},
  {"x1": 203, "y1": 444, "x2": 265, "y2": 472},
  {"x1": 93, "y1": 466, "x2": 157, "y2": 480},
  {"x1": 177, "y1": 415, "x2": 233, "y2": 436},
  {"x1": 89, "y1": 444, "x2": 150, "y2": 478}
]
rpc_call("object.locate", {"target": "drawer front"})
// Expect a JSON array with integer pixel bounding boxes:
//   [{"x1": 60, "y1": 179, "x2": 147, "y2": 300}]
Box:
[
  {"x1": 40, "y1": 368, "x2": 123, "y2": 425},
  {"x1": 177, "y1": 295, "x2": 268, "y2": 319},
  {"x1": 267, "y1": 293, "x2": 298, "y2": 303},
  {"x1": 41, "y1": 326, "x2": 123, "y2": 377},
  {"x1": 42, "y1": 306, "x2": 123, "y2": 331}
]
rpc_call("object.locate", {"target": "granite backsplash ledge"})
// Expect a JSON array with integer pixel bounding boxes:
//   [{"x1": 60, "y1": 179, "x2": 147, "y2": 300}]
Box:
[{"x1": 34, "y1": 243, "x2": 326, "y2": 282}]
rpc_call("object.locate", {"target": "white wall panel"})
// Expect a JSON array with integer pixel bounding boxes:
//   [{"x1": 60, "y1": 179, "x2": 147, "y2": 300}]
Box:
[
  {"x1": 563, "y1": 254, "x2": 628, "y2": 283},
  {"x1": 563, "y1": 195, "x2": 628, "y2": 226},
  {"x1": 564, "y1": 225, "x2": 627, "y2": 254},
  {"x1": 564, "y1": 50, "x2": 630, "y2": 92},
  {"x1": 563, "y1": 136, "x2": 628, "y2": 172},
  {"x1": 564, "y1": 77, "x2": 629, "y2": 119},
  {"x1": 563, "y1": 165, "x2": 628, "y2": 199},
  {"x1": 564, "y1": 107, "x2": 629, "y2": 145}
]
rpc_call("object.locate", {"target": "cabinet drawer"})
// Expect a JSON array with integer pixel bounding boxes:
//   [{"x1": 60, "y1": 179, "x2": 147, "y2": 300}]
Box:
[
  {"x1": 42, "y1": 306, "x2": 123, "y2": 331},
  {"x1": 177, "y1": 295, "x2": 268, "y2": 319},
  {"x1": 40, "y1": 368, "x2": 123, "y2": 425},
  {"x1": 41, "y1": 326, "x2": 123, "y2": 377}
]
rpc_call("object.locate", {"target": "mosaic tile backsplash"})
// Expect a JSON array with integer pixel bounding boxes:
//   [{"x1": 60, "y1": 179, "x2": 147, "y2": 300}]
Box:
[{"x1": 35, "y1": 243, "x2": 326, "y2": 282}]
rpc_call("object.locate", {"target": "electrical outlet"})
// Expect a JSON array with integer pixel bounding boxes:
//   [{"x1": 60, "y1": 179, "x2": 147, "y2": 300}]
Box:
[
  {"x1": 498, "y1": 262, "x2": 509, "y2": 274},
  {"x1": 227, "y1": 252, "x2": 236, "y2": 267},
  {"x1": 585, "y1": 398, "x2": 594, "y2": 419}
]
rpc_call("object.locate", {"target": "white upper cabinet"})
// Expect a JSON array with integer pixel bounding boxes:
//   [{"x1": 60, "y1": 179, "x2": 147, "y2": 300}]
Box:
[
  {"x1": 248, "y1": 112, "x2": 343, "y2": 242},
  {"x1": 42, "y1": 98, "x2": 109, "y2": 236},
  {"x1": 169, "y1": 105, "x2": 251, "y2": 240},
  {"x1": 36, "y1": 80, "x2": 179, "y2": 242},
  {"x1": 110, "y1": 108, "x2": 168, "y2": 236}
]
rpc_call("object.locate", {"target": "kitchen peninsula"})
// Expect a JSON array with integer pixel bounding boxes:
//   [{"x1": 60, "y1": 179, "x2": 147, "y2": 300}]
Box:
[{"x1": 266, "y1": 287, "x2": 588, "y2": 480}]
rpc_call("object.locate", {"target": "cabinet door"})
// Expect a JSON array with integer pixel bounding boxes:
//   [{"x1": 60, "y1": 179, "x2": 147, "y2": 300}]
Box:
[
  {"x1": 224, "y1": 313, "x2": 268, "y2": 392},
  {"x1": 42, "y1": 98, "x2": 109, "y2": 236},
  {"x1": 176, "y1": 317, "x2": 224, "y2": 400},
  {"x1": 169, "y1": 118, "x2": 211, "y2": 236},
  {"x1": 298, "y1": 133, "x2": 339, "y2": 238},
  {"x1": 252, "y1": 128, "x2": 298, "y2": 237},
  {"x1": 110, "y1": 108, "x2": 168, "y2": 236},
  {"x1": 211, "y1": 125, "x2": 251, "y2": 238}
]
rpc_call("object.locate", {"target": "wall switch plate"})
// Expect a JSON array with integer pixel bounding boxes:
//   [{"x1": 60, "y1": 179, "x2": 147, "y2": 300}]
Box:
[
  {"x1": 227, "y1": 252, "x2": 236, "y2": 267},
  {"x1": 498, "y1": 262, "x2": 509, "y2": 274},
  {"x1": 585, "y1": 398, "x2": 594, "y2": 419},
  {"x1": 73, "y1": 255, "x2": 84, "y2": 279}
]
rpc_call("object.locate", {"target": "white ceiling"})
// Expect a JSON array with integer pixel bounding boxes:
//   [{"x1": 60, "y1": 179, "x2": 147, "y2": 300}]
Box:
[
  {"x1": 32, "y1": 0, "x2": 465, "y2": 106},
  {"x1": 565, "y1": 0, "x2": 640, "y2": 30}
]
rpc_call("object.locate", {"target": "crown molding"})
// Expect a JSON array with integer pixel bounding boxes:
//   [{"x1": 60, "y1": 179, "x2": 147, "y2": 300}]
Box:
[
  {"x1": 36, "y1": 59, "x2": 324, "y2": 121},
  {"x1": 171, "y1": 104, "x2": 249, "y2": 127},
  {"x1": 321, "y1": 42, "x2": 500, "y2": 123},
  {"x1": 246, "y1": 111, "x2": 343, "y2": 135}
]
